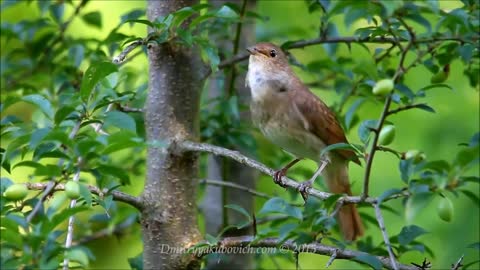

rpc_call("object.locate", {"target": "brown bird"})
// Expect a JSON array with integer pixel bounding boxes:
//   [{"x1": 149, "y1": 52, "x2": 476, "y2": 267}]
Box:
[{"x1": 246, "y1": 42, "x2": 364, "y2": 241}]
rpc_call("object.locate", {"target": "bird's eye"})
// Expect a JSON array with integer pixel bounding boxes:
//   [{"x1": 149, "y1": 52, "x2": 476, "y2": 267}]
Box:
[{"x1": 269, "y1": 49, "x2": 277, "y2": 57}]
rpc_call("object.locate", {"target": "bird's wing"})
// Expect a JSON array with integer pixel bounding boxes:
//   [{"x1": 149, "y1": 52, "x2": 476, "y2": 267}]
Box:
[{"x1": 290, "y1": 82, "x2": 360, "y2": 165}]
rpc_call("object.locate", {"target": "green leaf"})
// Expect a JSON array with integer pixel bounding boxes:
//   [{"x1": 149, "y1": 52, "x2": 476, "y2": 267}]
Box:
[
  {"x1": 398, "y1": 225, "x2": 428, "y2": 246},
  {"x1": 419, "y1": 84, "x2": 453, "y2": 92},
  {"x1": 454, "y1": 146, "x2": 479, "y2": 167},
  {"x1": 354, "y1": 254, "x2": 382, "y2": 270},
  {"x1": 216, "y1": 5, "x2": 238, "y2": 19},
  {"x1": 103, "y1": 111, "x2": 136, "y2": 132},
  {"x1": 80, "y1": 62, "x2": 118, "y2": 101},
  {"x1": 54, "y1": 106, "x2": 77, "y2": 125},
  {"x1": 399, "y1": 159, "x2": 415, "y2": 183},
  {"x1": 49, "y1": 3, "x2": 64, "y2": 23},
  {"x1": 414, "y1": 104, "x2": 436, "y2": 113},
  {"x1": 82, "y1": 11, "x2": 102, "y2": 28},
  {"x1": 78, "y1": 182, "x2": 93, "y2": 207},
  {"x1": 469, "y1": 132, "x2": 479, "y2": 147},
  {"x1": 224, "y1": 204, "x2": 252, "y2": 222},
  {"x1": 171, "y1": 7, "x2": 196, "y2": 29},
  {"x1": 320, "y1": 143, "x2": 358, "y2": 158},
  {"x1": 421, "y1": 160, "x2": 450, "y2": 173},
  {"x1": 467, "y1": 242, "x2": 480, "y2": 250},
  {"x1": 345, "y1": 98, "x2": 365, "y2": 130},
  {"x1": 205, "y1": 234, "x2": 218, "y2": 245},
  {"x1": 128, "y1": 253, "x2": 143, "y2": 270},
  {"x1": 29, "y1": 127, "x2": 51, "y2": 149},
  {"x1": 103, "y1": 131, "x2": 143, "y2": 155},
  {"x1": 259, "y1": 197, "x2": 302, "y2": 220},
  {"x1": 121, "y1": 9, "x2": 146, "y2": 24},
  {"x1": 377, "y1": 188, "x2": 402, "y2": 203},
  {"x1": 123, "y1": 19, "x2": 155, "y2": 28},
  {"x1": 202, "y1": 44, "x2": 220, "y2": 73},
  {"x1": 22, "y1": 94, "x2": 54, "y2": 119},
  {"x1": 65, "y1": 248, "x2": 89, "y2": 266},
  {"x1": 358, "y1": 119, "x2": 377, "y2": 144},
  {"x1": 460, "y1": 189, "x2": 480, "y2": 206},
  {"x1": 96, "y1": 165, "x2": 130, "y2": 185},
  {"x1": 405, "y1": 193, "x2": 433, "y2": 222}
]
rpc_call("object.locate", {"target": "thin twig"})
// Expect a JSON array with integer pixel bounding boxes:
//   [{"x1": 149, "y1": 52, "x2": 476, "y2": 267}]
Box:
[
  {"x1": 25, "y1": 182, "x2": 144, "y2": 211},
  {"x1": 198, "y1": 235, "x2": 417, "y2": 270},
  {"x1": 373, "y1": 203, "x2": 398, "y2": 270},
  {"x1": 451, "y1": 255, "x2": 464, "y2": 270},
  {"x1": 387, "y1": 103, "x2": 431, "y2": 116},
  {"x1": 113, "y1": 40, "x2": 145, "y2": 64},
  {"x1": 361, "y1": 21, "x2": 416, "y2": 199},
  {"x1": 200, "y1": 179, "x2": 271, "y2": 200},
  {"x1": 63, "y1": 165, "x2": 81, "y2": 270},
  {"x1": 326, "y1": 249, "x2": 338, "y2": 268},
  {"x1": 216, "y1": 35, "x2": 477, "y2": 70},
  {"x1": 117, "y1": 103, "x2": 143, "y2": 113},
  {"x1": 74, "y1": 215, "x2": 138, "y2": 245}
]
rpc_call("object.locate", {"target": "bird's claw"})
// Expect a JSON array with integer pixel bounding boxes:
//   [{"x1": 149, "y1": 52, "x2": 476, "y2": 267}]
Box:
[
  {"x1": 298, "y1": 181, "x2": 312, "y2": 203},
  {"x1": 273, "y1": 169, "x2": 288, "y2": 188}
]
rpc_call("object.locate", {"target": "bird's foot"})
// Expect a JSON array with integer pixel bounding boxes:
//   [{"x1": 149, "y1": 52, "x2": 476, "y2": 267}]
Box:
[
  {"x1": 298, "y1": 180, "x2": 312, "y2": 203},
  {"x1": 273, "y1": 168, "x2": 288, "y2": 188}
]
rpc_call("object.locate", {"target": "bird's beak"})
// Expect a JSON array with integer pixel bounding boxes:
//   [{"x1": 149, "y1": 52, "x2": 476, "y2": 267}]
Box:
[{"x1": 246, "y1": 46, "x2": 258, "y2": 55}]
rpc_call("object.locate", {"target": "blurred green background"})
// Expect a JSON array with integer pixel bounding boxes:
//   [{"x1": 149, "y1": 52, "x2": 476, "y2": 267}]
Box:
[{"x1": 1, "y1": 0, "x2": 478, "y2": 269}]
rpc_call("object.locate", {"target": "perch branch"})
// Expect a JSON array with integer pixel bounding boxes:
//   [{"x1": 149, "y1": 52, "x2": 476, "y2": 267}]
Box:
[
  {"x1": 179, "y1": 141, "x2": 409, "y2": 204},
  {"x1": 199, "y1": 235, "x2": 417, "y2": 270}
]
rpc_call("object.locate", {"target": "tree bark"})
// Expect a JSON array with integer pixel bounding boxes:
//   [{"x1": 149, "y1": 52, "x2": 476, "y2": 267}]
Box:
[{"x1": 143, "y1": 1, "x2": 202, "y2": 269}]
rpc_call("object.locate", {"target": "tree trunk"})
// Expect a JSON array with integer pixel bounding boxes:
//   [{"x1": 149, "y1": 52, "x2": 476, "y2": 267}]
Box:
[{"x1": 142, "y1": 1, "x2": 202, "y2": 269}]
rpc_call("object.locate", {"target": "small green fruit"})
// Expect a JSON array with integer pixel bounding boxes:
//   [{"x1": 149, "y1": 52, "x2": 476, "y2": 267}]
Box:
[
  {"x1": 373, "y1": 79, "x2": 394, "y2": 96},
  {"x1": 430, "y1": 71, "x2": 448, "y2": 84},
  {"x1": 378, "y1": 125, "x2": 396, "y2": 146},
  {"x1": 3, "y1": 184, "x2": 28, "y2": 200},
  {"x1": 65, "y1": 181, "x2": 80, "y2": 199},
  {"x1": 404, "y1": 150, "x2": 426, "y2": 163},
  {"x1": 437, "y1": 196, "x2": 454, "y2": 222}
]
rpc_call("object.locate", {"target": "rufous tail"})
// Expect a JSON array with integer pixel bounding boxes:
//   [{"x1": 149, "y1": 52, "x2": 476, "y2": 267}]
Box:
[{"x1": 324, "y1": 159, "x2": 364, "y2": 241}]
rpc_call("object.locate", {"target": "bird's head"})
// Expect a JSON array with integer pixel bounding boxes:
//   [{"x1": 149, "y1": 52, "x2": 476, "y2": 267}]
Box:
[{"x1": 246, "y1": 42, "x2": 289, "y2": 71}]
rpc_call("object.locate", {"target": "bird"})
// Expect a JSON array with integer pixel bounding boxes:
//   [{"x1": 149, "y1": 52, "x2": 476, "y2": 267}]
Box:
[{"x1": 245, "y1": 42, "x2": 364, "y2": 241}]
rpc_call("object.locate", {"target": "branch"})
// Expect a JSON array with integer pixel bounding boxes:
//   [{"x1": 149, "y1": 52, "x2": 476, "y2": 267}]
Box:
[
  {"x1": 362, "y1": 19, "x2": 416, "y2": 199},
  {"x1": 63, "y1": 166, "x2": 81, "y2": 270},
  {"x1": 386, "y1": 103, "x2": 431, "y2": 116},
  {"x1": 216, "y1": 35, "x2": 477, "y2": 70},
  {"x1": 113, "y1": 40, "x2": 145, "y2": 64},
  {"x1": 451, "y1": 255, "x2": 464, "y2": 270},
  {"x1": 25, "y1": 182, "x2": 144, "y2": 211},
  {"x1": 179, "y1": 141, "x2": 407, "y2": 204},
  {"x1": 373, "y1": 203, "x2": 398, "y2": 270},
  {"x1": 200, "y1": 179, "x2": 272, "y2": 200},
  {"x1": 200, "y1": 235, "x2": 417, "y2": 270},
  {"x1": 74, "y1": 215, "x2": 137, "y2": 245}
]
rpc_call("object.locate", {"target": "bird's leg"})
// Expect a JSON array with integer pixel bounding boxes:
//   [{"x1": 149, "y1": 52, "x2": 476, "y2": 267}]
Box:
[
  {"x1": 299, "y1": 159, "x2": 329, "y2": 202},
  {"x1": 273, "y1": 158, "x2": 301, "y2": 187}
]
